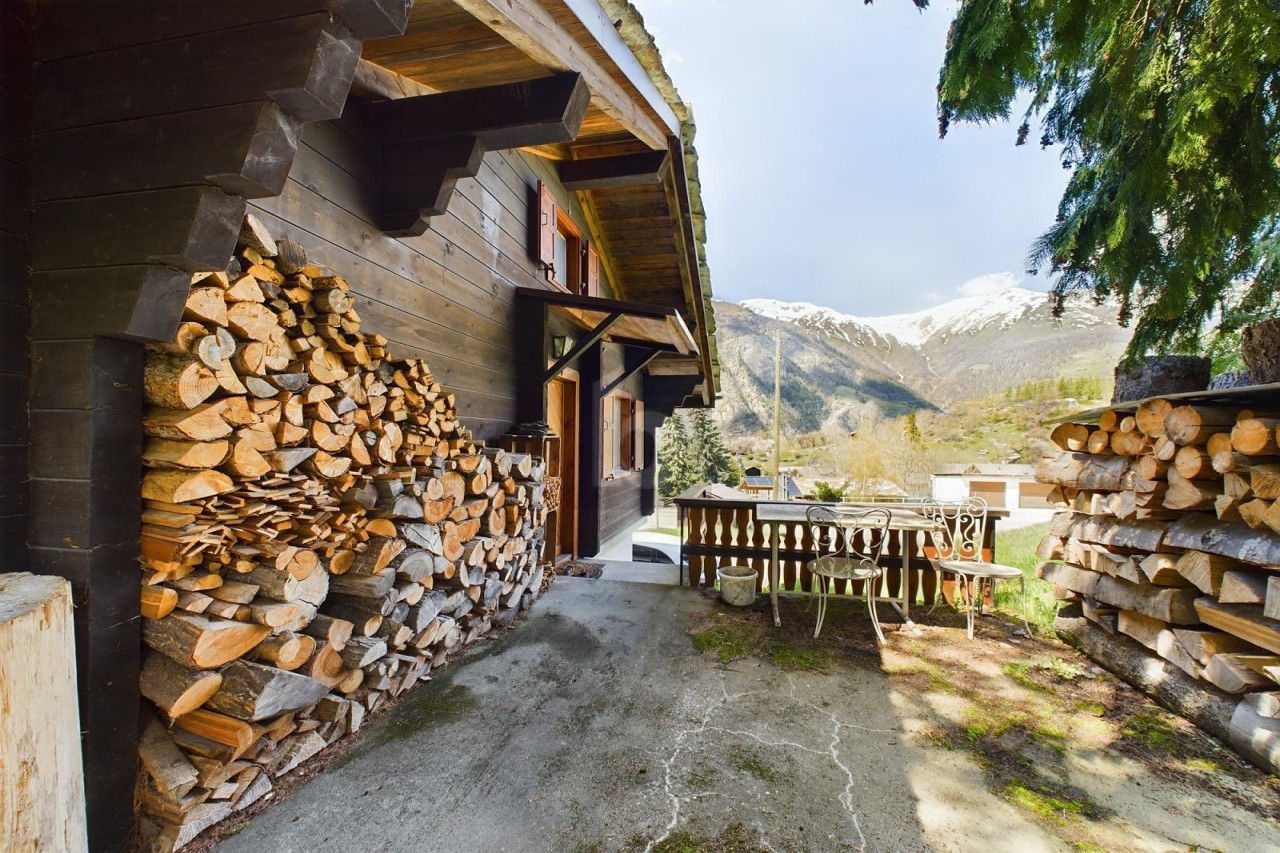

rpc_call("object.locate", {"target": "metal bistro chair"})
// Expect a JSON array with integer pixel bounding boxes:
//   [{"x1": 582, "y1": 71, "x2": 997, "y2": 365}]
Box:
[
  {"x1": 922, "y1": 498, "x2": 1030, "y2": 640},
  {"x1": 805, "y1": 506, "x2": 892, "y2": 644}
]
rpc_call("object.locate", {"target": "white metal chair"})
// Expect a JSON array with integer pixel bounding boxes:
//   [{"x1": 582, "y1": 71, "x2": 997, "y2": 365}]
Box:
[
  {"x1": 805, "y1": 506, "x2": 892, "y2": 644},
  {"x1": 922, "y1": 498, "x2": 1030, "y2": 639}
]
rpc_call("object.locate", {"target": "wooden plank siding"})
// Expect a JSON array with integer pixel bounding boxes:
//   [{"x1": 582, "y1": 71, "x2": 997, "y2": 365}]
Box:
[
  {"x1": 250, "y1": 117, "x2": 613, "y2": 442},
  {"x1": 0, "y1": 2, "x2": 31, "y2": 571}
]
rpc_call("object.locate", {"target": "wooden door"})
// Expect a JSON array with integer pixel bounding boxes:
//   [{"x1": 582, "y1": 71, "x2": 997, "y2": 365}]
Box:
[{"x1": 547, "y1": 377, "x2": 578, "y2": 559}]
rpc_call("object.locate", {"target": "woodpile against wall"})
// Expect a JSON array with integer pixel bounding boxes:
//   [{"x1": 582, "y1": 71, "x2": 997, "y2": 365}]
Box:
[
  {"x1": 1036, "y1": 400, "x2": 1280, "y2": 773},
  {"x1": 136, "y1": 216, "x2": 550, "y2": 850}
]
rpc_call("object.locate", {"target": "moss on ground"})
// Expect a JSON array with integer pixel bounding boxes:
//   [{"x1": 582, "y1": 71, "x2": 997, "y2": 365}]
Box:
[
  {"x1": 1003, "y1": 782, "x2": 1091, "y2": 824},
  {"x1": 648, "y1": 823, "x2": 766, "y2": 853},
  {"x1": 689, "y1": 605, "x2": 854, "y2": 673},
  {"x1": 727, "y1": 745, "x2": 785, "y2": 785}
]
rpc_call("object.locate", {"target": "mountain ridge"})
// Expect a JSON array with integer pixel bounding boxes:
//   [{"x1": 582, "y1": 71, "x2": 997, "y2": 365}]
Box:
[{"x1": 713, "y1": 287, "x2": 1131, "y2": 437}]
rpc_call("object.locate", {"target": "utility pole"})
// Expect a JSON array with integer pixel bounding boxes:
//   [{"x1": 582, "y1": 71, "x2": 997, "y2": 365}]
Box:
[{"x1": 772, "y1": 329, "x2": 782, "y2": 500}]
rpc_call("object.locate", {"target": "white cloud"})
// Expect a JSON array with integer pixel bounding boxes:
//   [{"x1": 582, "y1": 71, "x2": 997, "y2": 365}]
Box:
[
  {"x1": 958, "y1": 271, "x2": 1022, "y2": 297},
  {"x1": 924, "y1": 291, "x2": 943, "y2": 304}
]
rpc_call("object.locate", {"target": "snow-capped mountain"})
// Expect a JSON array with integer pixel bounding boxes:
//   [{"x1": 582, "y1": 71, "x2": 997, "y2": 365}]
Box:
[
  {"x1": 741, "y1": 287, "x2": 1112, "y2": 348},
  {"x1": 713, "y1": 288, "x2": 1131, "y2": 437}
]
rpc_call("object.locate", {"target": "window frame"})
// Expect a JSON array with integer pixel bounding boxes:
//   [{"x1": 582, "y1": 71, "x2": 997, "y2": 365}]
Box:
[
  {"x1": 603, "y1": 391, "x2": 644, "y2": 477},
  {"x1": 548, "y1": 209, "x2": 583, "y2": 293}
]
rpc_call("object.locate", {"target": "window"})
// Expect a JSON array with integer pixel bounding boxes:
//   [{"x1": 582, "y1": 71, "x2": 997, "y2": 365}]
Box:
[
  {"x1": 534, "y1": 182, "x2": 600, "y2": 296},
  {"x1": 551, "y1": 210, "x2": 581, "y2": 291},
  {"x1": 602, "y1": 393, "x2": 644, "y2": 475}
]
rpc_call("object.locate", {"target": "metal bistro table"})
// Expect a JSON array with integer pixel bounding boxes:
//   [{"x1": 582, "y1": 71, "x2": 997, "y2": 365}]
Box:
[{"x1": 755, "y1": 503, "x2": 941, "y2": 629}]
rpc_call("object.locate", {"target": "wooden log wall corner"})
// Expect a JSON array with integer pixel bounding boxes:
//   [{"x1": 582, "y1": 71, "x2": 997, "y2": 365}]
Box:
[
  {"x1": 22, "y1": 2, "x2": 410, "y2": 848},
  {"x1": 361, "y1": 72, "x2": 590, "y2": 236},
  {"x1": 133, "y1": 216, "x2": 552, "y2": 851},
  {"x1": 1036, "y1": 401, "x2": 1280, "y2": 775}
]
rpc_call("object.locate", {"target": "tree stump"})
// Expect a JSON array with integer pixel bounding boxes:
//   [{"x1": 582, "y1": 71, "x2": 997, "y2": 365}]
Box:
[
  {"x1": 1241, "y1": 318, "x2": 1280, "y2": 384},
  {"x1": 1112, "y1": 356, "x2": 1210, "y2": 403}
]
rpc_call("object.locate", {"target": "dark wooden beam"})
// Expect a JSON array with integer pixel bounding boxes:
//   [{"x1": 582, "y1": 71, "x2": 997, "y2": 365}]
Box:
[
  {"x1": 369, "y1": 72, "x2": 589, "y2": 150},
  {"x1": 602, "y1": 346, "x2": 662, "y2": 397},
  {"x1": 515, "y1": 301, "x2": 549, "y2": 424},
  {"x1": 363, "y1": 73, "x2": 588, "y2": 235},
  {"x1": 544, "y1": 311, "x2": 622, "y2": 383},
  {"x1": 376, "y1": 136, "x2": 485, "y2": 237},
  {"x1": 558, "y1": 150, "x2": 670, "y2": 192},
  {"x1": 36, "y1": 102, "x2": 304, "y2": 201}
]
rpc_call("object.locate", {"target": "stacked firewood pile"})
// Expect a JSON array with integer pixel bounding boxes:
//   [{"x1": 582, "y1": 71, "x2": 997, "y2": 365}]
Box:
[
  {"x1": 1035, "y1": 399, "x2": 1280, "y2": 772},
  {"x1": 136, "y1": 216, "x2": 550, "y2": 850}
]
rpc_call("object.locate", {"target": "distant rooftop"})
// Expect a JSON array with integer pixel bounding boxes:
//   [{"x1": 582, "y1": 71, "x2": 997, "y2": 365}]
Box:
[{"x1": 935, "y1": 463, "x2": 1036, "y2": 477}]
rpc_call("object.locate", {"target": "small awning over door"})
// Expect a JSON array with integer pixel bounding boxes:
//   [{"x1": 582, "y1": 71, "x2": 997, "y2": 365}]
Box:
[{"x1": 513, "y1": 286, "x2": 702, "y2": 422}]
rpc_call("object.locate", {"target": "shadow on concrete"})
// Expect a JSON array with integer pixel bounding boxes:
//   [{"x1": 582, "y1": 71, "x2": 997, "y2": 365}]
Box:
[{"x1": 214, "y1": 578, "x2": 930, "y2": 852}]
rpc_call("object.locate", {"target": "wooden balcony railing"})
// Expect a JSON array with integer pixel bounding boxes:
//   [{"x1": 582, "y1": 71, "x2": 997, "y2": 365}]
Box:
[{"x1": 672, "y1": 497, "x2": 1003, "y2": 606}]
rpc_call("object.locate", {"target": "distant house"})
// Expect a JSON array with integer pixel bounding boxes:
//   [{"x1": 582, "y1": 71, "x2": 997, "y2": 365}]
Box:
[
  {"x1": 739, "y1": 471, "x2": 803, "y2": 499},
  {"x1": 931, "y1": 463, "x2": 1056, "y2": 525}
]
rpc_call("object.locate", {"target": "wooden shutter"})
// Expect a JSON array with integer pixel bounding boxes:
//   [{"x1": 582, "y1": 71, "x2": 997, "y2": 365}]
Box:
[
  {"x1": 535, "y1": 182, "x2": 557, "y2": 274},
  {"x1": 633, "y1": 399, "x2": 644, "y2": 469},
  {"x1": 583, "y1": 242, "x2": 599, "y2": 296},
  {"x1": 601, "y1": 395, "x2": 615, "y2": 474}
]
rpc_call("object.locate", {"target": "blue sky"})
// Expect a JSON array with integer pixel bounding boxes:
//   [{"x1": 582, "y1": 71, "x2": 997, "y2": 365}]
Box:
[{"x1": 630, "y1": 0, "x2": 1071, "y2": 316}]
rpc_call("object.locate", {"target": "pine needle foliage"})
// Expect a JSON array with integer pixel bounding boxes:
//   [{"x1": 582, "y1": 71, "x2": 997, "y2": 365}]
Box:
[
  {"x1": 657, "y1": 410, "x2": 742, "y2": 497},
  {"x1": 937, "y1": 0, "x2": 1280, "y2": 363}
]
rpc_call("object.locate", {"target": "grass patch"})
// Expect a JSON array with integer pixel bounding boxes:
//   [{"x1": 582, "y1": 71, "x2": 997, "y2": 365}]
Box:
[
  {"x1": 690, "y1": 607, "x2": 851, "y2": 673},
  {"x1": 692, "y1": 616, "x2": 759, "y2": 664},
  {"x1": 1002, "y1": 661, "x2": 1056, "y2": 694},
  {"x1": 649, "y1": 823, "x2": 766, "y2": 853},
  {"x1": 642, "y1": 526, "x2": 682, "y2": 537},
  {"x1": 767, "y1": 644, "x2": 833, "y2": 671},
  {"x1": 1002, "y1": 657, "x2": 1093, "y2": 695},
  {"x1": 993, "y1": 522, "x2": 1060, "y2": 635},
  {"x1": 1122, "y1": 713, "x2": 1182, "y2": 756},
  {"x1": 1003, "y1": 782, "x2": 1089, "y2": 824}
]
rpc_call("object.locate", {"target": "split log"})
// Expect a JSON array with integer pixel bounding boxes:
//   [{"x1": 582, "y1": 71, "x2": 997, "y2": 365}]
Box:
[
  {"x1": 142, "y1": 469, "x2": 234, "y2": 504},
  {"x1": 1035, "y1": 452, "x2": 1129, "y2": 490},
  {"x1": 144, "y1": 402, "x2": 233, "y2": 441},
  {"x1": 338, "y1": 636, "x2": 387, "y2": 669},
  {"x1": 1251, "y1": 464, "x2": 1280, "y2": 500},
  {"x1": 1171, "y1": 628, "x2": 1257, "y2": 665},
  {"x1": 1205, "y1": 655, "x2": 1280, "y2": 694},
  {"x1": 142, "y1": 585, "x2": 179, "y2": 619},
  {"x1": 1175, "y1": 550, "x2": 1240, "y2": 596},
  {"x1": 143, "y1": 614, "x2": 269, "y2": 669},
  {"x1": 1219, "y1": 570, "x2": 1273, "y2": 605},
  {"x1": 1195, "y1": 598, "x2": 1280, "y2": 655},
  {"x1": 1243, "y1": 692, "x2": 1280, "y2": 718},
  {"x1": 1166, "y1": 513, "x2": 1280, "y2": 567},
  {"x1": 204, "y1": 660, "x2": 329, "y2": 722},
  {"x1": 143, "y1": 439, "x2": 231, "y2": 470},
  {"x1": 301, "y1": 614, "x2": 354, "y2": 650},
  {"x1": 138, "y1": 653, "x2": 223, "y2": 721}
]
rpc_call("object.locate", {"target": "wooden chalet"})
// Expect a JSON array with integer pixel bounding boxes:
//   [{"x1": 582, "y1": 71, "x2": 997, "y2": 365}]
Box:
[{"x1": 0, "y1": 0, "x2": 718, "y2": 847}]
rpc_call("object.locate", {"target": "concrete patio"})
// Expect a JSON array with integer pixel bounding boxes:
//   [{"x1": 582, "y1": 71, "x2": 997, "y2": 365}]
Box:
[{"x1": 212, "y1": 575, "x2": 1280, "y2": 853}]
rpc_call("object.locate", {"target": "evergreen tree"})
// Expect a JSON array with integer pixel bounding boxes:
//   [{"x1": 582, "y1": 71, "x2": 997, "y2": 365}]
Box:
[
  {"x1": 656, "y1": 412, "x2": 695, "y2": 498},
  {"x1": 688, "y1": 409, "x2": 742, "y2": 487},
  {"x1": 904, "y1": 412, "x2": 923, "y2": 447},
  {"x1": 936, "y1": 0, "x2": 1280, "y2": 362}
]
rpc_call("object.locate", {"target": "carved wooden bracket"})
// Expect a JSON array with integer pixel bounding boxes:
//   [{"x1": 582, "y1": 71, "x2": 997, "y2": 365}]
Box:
[{"x1": 363, "y1": 72, "x2": 590, "y2": 237}]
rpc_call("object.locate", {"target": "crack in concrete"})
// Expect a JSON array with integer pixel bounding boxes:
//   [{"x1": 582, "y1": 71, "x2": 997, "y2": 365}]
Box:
[
  {"x1": 784, "y1": 673, "x2": 869, "y2": 853},
  {"x1": 645, "y1": 670, "x2": 880, "y2": 853}
]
